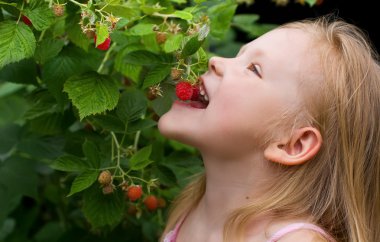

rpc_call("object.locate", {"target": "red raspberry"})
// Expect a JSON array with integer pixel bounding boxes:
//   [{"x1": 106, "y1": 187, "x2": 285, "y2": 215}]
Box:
[
  {"x1": 127, "y1": 185, "x2": 143, "y2": 201},
  {"x1": 191, "y1": 85, "x2": 200, "y2": 101},
  {"x1": 21, "y1": 15, "x2": 32, "y2": 26},
  {"x1": 144, "y1": 195, "x2": 158, "y2": 211},
  {"x1": 94, "y1": 35, "x2": 111, "y2": 51},
  {"x1": 175, "y1": 81, "x2": 193, "y2": 101}
]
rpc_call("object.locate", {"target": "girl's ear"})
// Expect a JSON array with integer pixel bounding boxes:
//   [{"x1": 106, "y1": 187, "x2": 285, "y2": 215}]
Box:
[{"x1": 263, "y1": 127, "x2": 322, "y2": 166}]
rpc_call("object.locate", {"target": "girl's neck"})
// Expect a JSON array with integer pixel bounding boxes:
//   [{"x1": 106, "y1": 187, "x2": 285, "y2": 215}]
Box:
[{"x1": 193, "y1": 151, "x2": 276, "y2": 228}]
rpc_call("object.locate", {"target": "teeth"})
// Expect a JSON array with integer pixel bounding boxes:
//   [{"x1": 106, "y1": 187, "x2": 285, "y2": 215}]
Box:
[{"x1": 198, "y1": 82, "x2": 209, "y2": 103}]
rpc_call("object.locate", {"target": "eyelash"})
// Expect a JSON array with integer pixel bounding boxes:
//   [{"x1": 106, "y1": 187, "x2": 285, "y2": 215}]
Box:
[{"x1": 247, "y1": 63, "x2": 262, "y2": 78}]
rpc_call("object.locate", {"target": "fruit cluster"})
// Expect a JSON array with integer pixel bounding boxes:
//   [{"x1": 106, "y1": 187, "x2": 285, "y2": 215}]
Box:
[{"x1": 97, "y1": 170, "x2": 165, "y2": 214}]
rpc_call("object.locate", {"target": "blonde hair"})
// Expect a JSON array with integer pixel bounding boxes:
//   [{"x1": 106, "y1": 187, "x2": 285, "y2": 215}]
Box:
[{"x1": 161, "y1": 16, "x2": 380, "y2": 242}]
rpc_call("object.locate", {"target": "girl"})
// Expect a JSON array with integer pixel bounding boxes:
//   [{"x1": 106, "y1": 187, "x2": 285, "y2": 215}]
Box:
[{"x1": 158, "y1": 16, "x2": 380, "y2": 242}]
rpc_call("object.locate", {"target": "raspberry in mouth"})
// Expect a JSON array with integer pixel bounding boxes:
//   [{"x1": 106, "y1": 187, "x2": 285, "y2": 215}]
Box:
[{"x1": 175, "y1": 81, "x2": 209, "y2": 109}]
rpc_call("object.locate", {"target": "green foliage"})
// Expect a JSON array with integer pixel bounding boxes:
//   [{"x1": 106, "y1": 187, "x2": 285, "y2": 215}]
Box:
[
  {"x1": 0, "y1": 21, "x2": 36, "y2": 69},
  {"x1": 0, "y1": 0, "x2": 317, "y2": 240}
]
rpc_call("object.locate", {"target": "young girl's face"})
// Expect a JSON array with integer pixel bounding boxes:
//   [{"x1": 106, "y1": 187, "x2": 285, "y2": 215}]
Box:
[{"x1": 159, "y1": 28, "x2": 320, "y2": 157}]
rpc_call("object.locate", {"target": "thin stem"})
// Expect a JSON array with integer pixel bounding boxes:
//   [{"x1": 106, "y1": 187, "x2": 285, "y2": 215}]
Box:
[
  {"x1": 68, "y1": 0, "x2": 86, "y2": 7},
  {"x1": 133, "y1": 131, "x2": 141, "y2": 151},
  {"x1": 97, "y1": 42, "x2": 116, "y2": 73},
  {"x1": 17, "y1": 1, "x2": 25, "y2": 24},
  {"x1": 38, "y1": 29, "x2": 46, "y2": 42}
]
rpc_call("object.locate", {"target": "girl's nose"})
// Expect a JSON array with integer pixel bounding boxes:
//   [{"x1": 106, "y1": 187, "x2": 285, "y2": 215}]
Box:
[{"x1": 208, "y1": 56, "x2": 225, "y2": 76}]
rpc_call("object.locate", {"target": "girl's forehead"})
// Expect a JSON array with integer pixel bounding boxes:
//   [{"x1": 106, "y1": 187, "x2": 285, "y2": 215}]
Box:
[{"x1": 240, "y1": 28, "x2": 315, "y2": 56}]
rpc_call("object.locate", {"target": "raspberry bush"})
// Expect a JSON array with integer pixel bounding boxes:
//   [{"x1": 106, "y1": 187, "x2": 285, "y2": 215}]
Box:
[{"x1": 0, "y1": 0, "x2": 320, "y2": 240}]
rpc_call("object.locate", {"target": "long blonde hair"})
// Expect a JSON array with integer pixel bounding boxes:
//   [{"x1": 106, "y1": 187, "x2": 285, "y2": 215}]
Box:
[{"x1": 162, "y1": 16, "x2": 380, "y2": 242}]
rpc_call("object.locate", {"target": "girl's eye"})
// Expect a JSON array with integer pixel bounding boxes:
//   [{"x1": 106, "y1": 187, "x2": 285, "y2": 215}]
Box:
[{"x1": 247, "y1": 63, "x2": 262, "y2": 78}]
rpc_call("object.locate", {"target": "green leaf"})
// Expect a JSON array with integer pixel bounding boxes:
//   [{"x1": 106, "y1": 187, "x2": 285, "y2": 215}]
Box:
[
  {"x1": 0, "y1": 124, "x2": 20, "y2": 154},
  {"x1": 0, "y1": 58, "x2": 37, "y2": 85},
  {"x1": 28, "y1": 112, "x2": 64, "y2": 135},
  {"x1": 102, "y1": 4, "x2": 140, "y2": 19},
  {"x1": 129, "y1": 145, "x2": 152, "y2": 170},
  {"x1": 164, "y1": 34, "x2": 183, "y2": 53},
  {"x1": 170, "y1": 0, "x2": 186, "y2": 3},
  {"x1": 305, "y1": 0, "x2": 317, "y2": 6},
  {"x1": 23, "y1": 5, "x2": 55, "y2": 31},
  {"x1": 83, "y1": 185, "x2": 125, "y2": 228},
  {"x1": 172, "y1": 10, "x2": 193, "y2": 20},
  {"x1": 0, "y1": 156, "x2": 38, "y2": 199},
  {"x1": 181, "y1": 35, "x2": 204, "y2": 58},
  {"x1": 246, "y1": 24, "x2": 277, "y2": 38},
  {"x1": 17, "y1": 136, "x2": 64, "y2": 160},
  {"x1": 67, "y1": 170, "x2": 98, "y2": 196},
  {"x1": 34, "y1": 222, "x2": 64, "y2": 242},
  {"x1": 128, "y1": 23, "x2": 155, "y2": 36},
  {"x1": 116, "y1": 89, "x2": 147, "y2": 123},
  {"x1": 127, "y1": 119, "x2": 156, "y2": 133},
  {"x1": 42, "y1": 47, "x2": 92, "y2": 106},
  {"x1": 50, "y1": 155, "x2": 90, "y2": 172},
  {"x1": 95, "y1": 24, "x2": 109, "y2": 47},
  {"x1": 24, "y1": 91, "x2": 59, "y2": 120},
  {"x1": 90, "y1": 114, "x2": 126, "y2": 133},
  {"x1": 82, "y1": 140, "x2": 100, "y2": 168},
  {"x1": 152, "y1": 84, "x2": 175, "y2": 116},
  {"x1": 140, "y1": 5, "x2": 166, "y2": 15},
  {"x1": 66, "y1": 16, "x2": 91, "y2": 51},
  {"x1": 233, "y1": 14, "x2": 260, "y2": 26},
  {"x1": 0, "y1": 21, "x2": 36, "y2": 69},
  {"x1": 208, "y1": 2, "x2": 237, "y2": 38},
  {"x1": 116, "y1": 63, "x2": 142, "y2": 83},
  {"x1": 34, "y1": 38, "x2": 65, "y2": 64},
  {"x1": 64, "y1": 72, "x2": 120, "y2": 120},
  {"x1": 0, "y1": 95, "x2": 29, "y2": 126},
  {"x1": 142, "y1": 65, "x2": 171, "y2": 89},
  {"x1": 123, "y1": 50, "x2": 162, "y2": 65}
]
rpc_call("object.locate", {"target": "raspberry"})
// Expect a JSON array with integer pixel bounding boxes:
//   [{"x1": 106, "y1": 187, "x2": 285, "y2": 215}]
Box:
[
  {"x1": 127, "y1": 204, "x2": 138, "y2": 215},
  {"x1": 144, "y1": 195, "x2": 158, "y2": 211},
  {"x1": 175, "y1": 81, "x2": 193, "y2": 101},
  {"x1": 127, "y1": 185, "x2": 143, "y2": 201},
  {"x1": 120, "y1": 181, "x2": 129, "y2": 191},
  {"x1": 157, "y1": 197, "x2": 166, "y2": 208},
  {"x1": 155, "y1": 32, "x2": 167, "y2": 44},
  {"x1": 94, "y1": 35, "x2": 111, "y2": 51},
  {"x1": 171, "y1": 68, "x2": 183, "y2": 80},
  {"x1": 147, "y1": 85, "x2": 163, "y2": 100},
  {"x1": 98, "y1": 170, "x2": 112, "y2": 185},
  {"x1": 85, "y1": 29, "x2": 95, "y2": 39},
  {"x1": 52, "y1": 3, "x2": 65, "y2": 17},
  {"x1": 191, "y1": 85, "x2": 200, "y2": 101},
  {"x1": 21, "y1": 15, "x2": 32, "y2": 26},
  {"x1": 102, "y1": 184, "x2": 114, "y2": 195}
]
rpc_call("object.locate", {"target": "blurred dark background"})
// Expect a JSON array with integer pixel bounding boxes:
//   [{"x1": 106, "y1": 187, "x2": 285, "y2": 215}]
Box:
[{"x1": 236, "y1": 0, "x2": 379, "y2": 52}]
